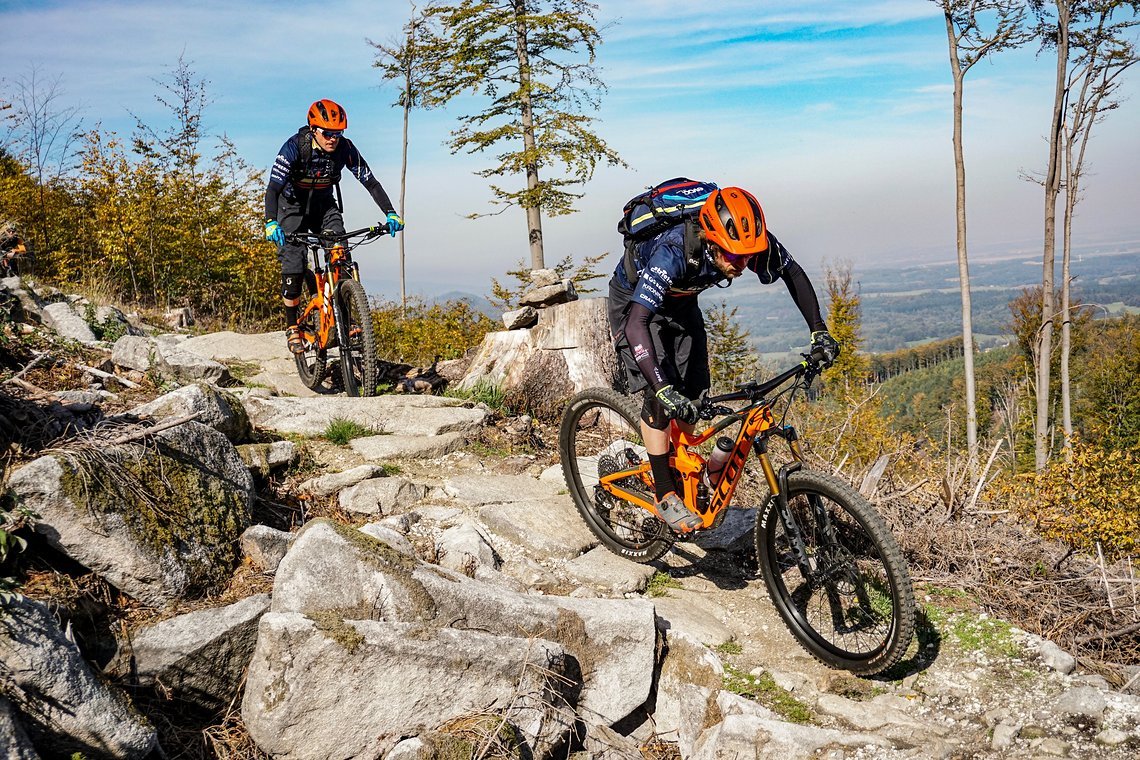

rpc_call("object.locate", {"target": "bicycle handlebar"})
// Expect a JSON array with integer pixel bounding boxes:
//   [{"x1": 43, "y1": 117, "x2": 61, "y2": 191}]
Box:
[
  {"x1": 697, "y1": 351, "x2": 827, "y2": 419},
  {"x1": 284, "y1": 221, "x2": 391, "y2": 247}
]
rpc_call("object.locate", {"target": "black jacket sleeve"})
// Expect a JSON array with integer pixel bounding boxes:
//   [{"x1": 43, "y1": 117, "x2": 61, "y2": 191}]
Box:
[
  {"x1": 780, "y1": 259, "x2": 827, "y2": 334},
  {"x1": 624, "y1": 302, "x2": 669, "y2": 392}
]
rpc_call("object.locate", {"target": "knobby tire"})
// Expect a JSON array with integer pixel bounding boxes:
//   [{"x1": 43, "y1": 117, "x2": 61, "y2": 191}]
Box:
[
  {"x1": 294, "y1": 271, "x2": 327, "y2": 389},
  {"x1": 559, "y1": 387, "x2": 670, "y2": 563},
  {"x1": 335, "y1": 279, "x2": 379, "y2": 397},
  {"x1": 755, "y1": 470, "x2": 915, "y2": 675}
]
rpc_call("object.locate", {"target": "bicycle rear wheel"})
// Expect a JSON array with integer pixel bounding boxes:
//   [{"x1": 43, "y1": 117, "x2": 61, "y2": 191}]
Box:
[
  {"x1": 335, "y1": 279, "x2": 379, "y2": 397},
  {"x1": 294, "y1": 272, "x2": 327, "y2": 389},
  {"x1": 559, "y1": 388, "x2": 670, "y2": 563},
  {"x1": 756, "y1": 470, "x2": 915, "y2": 675}
]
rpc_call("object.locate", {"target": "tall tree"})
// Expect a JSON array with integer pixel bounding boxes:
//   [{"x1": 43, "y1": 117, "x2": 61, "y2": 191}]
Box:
[
  {"x1": 371, "y1": 3, "x2": 450, "y2": 314},
  {"x1": 705, "y1": 301, "x2": 760, "y2": 394},
  {"x1": 1056, "y1": 2, "x2": 1138, "y2": 447},
  {"x1": 3, "y1": 66, "x2": 84, "y2": 256},
  {"x1": 932, "y1": 0, "x2": 1031, "y2": 473},
  {"x1": 424, "y1": 0, "x2": 625, "y2": 269}
]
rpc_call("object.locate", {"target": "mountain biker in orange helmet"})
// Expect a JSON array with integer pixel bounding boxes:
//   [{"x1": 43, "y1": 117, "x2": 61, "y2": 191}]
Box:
[
  {"x1": 609, "y1": 185, "x2": 839, "y2": 533},
  {"x1": 264, "y1": 99, "x2": 404, "y2": 354}
]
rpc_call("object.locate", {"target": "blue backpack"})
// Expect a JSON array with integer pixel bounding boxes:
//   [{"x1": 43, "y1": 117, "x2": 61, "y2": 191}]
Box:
[{"x1": 617, "y1": 177, "x2": 718, "y2": 284}]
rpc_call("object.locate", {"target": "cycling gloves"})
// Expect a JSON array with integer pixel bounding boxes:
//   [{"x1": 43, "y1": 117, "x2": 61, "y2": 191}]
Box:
[
  {"x1": 811, "y1": 330, "x2": 841, "y2": 368},
  {"x1": 265, "y1": 220, "x2": 285, "y2": 248},
  {"x1": 386, "y1": 211, "x2": 404, "y2": 236},
  {"x1": 655, "y1": 384, "x2": 699, "y2": 425}
]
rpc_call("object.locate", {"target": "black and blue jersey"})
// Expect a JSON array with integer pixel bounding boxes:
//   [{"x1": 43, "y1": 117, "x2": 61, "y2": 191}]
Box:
[{"x1": 264, "y1": 127, "x2": 393, "y2": 221}]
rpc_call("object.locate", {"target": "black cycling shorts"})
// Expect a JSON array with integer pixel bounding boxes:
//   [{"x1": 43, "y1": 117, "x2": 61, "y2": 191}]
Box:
[
  {"x1": 276, "y1": 192, "x2": 344, "y2": 275},
  {"x1": 608, "y1": 284, "x2": 710, "y2": 397}
]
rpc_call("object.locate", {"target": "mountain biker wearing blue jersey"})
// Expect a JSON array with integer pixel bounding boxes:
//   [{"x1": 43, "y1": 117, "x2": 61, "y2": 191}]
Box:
[
  {"x1": 264, "y1": 99, "x2": 405, "y2": 354},
  {"x1": 608, "y1": 186, "x2": 840, "y2": 533}
]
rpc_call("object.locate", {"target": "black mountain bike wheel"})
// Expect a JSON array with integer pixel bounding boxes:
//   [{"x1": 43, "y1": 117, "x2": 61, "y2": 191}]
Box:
[
  {"x1": 756, "y1": 470, "x2": 915, "y2": 675},
  {"x1": 559, "y1": 388, "x2": 670, "y2": 563},
  {"x1": 335, "y1": 279, "x2": 379, "y2": 397},
  {"x1": 294, "y1": 271, "x2": 327, "y2": 390}
]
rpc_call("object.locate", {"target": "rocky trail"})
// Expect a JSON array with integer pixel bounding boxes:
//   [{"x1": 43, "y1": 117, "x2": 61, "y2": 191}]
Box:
[{"x1": 1, "y1": 276, "x2": 1137, "y2": 759}]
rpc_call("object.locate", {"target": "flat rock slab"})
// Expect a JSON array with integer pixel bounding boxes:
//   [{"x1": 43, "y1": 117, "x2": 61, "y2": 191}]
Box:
[
  {"x1": 241, "y1": 395, "x2": 487, "y2": 438},
  {"x1": 442, "y1": 473, "x2": 563, "y2": 506},
  {"x1": 564, "y1": 546, "x2": 657, "y2": 595},
  {"x1": 652, "y1": 590, "x2": 736, "y2": 648},
  {"x1": 349, "y1": 432, "x2": 467, "y2": 460},
  {"x1": 180, "y1": 330, "x2": 292, "y2": 362},
  {"x1": 479, "y1": 498, "x2": 597, "y2": 560}
]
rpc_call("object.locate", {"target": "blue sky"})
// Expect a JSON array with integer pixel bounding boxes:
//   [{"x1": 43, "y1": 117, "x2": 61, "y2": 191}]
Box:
[{"x1": 2, "y1": 0, "x2": 1138, "y2": 301}]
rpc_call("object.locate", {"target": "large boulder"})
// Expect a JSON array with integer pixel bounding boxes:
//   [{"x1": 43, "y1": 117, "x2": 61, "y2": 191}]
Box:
[
  {"x1": 115, "y1": 593, "x2": 271, "y2": 710},
  {"x1": 240, "y1": 394, "x2": 487, "y2": 438},
  {"x1": 244, "y1": 519, "x2": 658, "y2": 747},
  {"x1": 458, "y1": 297, "x2": 618, "y2": 415},
  {"x1": 0, "y1": 596, "x2": 157, "y2": 758},
  {"x1": 7, "y1": 421, "x2": 254, "y2": 606},
  {"x1": 130, "y1": 382, "x2": 252, "y2": 442}
]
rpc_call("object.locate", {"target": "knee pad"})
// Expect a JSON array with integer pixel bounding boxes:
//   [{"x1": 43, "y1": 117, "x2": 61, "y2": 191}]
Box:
[
  {"x1": 641, "y1": 395, "x2": 669, "y2": 430},
  {"x1": 281, "y1": 273, "x2": 303, "y2": 301}
]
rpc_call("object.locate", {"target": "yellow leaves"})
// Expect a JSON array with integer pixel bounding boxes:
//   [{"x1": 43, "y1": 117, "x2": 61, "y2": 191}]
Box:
[{"x1": 996, "y1": 438, "x2": 1140, "y2": 559}]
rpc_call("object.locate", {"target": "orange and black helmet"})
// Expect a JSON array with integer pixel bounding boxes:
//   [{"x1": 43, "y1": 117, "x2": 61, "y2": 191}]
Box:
[
  {"x1": 307, "y1": 99, "x2": 348, "y2": 131},
  {"x1": 699, "y1": 187, "x2": 769, "y2": 257}
]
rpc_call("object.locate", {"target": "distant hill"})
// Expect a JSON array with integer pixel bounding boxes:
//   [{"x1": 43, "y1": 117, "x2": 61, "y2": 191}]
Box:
[
  {"x1": 721, "y1": 249, "x2": 1140, "y2": 355},
  {"x1": 430, "y1": 291, "x2": 498, "y2": 320}
]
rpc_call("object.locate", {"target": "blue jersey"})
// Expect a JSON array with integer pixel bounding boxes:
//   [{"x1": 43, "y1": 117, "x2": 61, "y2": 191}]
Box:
[
  {"x1": 264, "y1": 128, "x2": 393, "y2": 221},
  {"x1": 612, "y1": 224, "x2": 794, "y2": 315}
]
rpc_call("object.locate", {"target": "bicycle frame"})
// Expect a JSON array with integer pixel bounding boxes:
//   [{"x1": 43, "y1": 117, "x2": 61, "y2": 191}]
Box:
[
  {"x1": 597, "y1": 358, "x2": 816, "y2": 531},
  {"x1": 290, "y1": 225, "x2": 384, "y2": 352}
]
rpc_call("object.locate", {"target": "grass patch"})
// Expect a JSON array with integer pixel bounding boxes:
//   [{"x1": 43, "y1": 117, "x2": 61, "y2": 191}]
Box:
[
  {"x1": 446, "y1": 378, "x2": 511, "y2": 413},
  {"x1": 715, "y1": 641, "x2": 743, "y2": 656},
  {"x1": 323, "y1": 416, "x2": 375, "y2": 445},
  {"x1": 723, "y1": 665, "x2": 814, "y2": 724},
  {"x1": 646, "y1": 571, "x2": 682, "y2": 598}
]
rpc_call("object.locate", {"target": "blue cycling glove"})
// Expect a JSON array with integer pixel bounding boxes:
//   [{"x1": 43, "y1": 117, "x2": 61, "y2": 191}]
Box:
[
  {"x1": 386, "y1": 211, "x2": 404, "y2": 237},
  {"x1": 264, "y1": 220, "x2": 285, "y2": 248}
]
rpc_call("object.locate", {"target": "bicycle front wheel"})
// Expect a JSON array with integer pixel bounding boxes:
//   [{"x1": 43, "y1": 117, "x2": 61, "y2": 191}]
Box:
[
  {"x1": 756, "y1": 470, "x2": 915, "y2": 675},
  {"x1": 559, "y1": 388, "x2": 670, "y2": 563},
  {"x1": 335, "y1": 279, "x2": 379, "y2": 397},
  {"x1": 294, "y1": 272, "x2": 327, "y2": 390}
]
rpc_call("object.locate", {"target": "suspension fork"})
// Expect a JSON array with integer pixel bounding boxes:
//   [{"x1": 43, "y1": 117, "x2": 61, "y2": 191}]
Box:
[{"x1": 756, "y1": 437, "x2": 813, "y2": 575}]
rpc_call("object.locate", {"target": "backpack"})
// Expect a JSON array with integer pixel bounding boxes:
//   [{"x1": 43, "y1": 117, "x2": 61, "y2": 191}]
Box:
[{"x1": 617, "y1": 177, "x2": 717, "y2": 285}]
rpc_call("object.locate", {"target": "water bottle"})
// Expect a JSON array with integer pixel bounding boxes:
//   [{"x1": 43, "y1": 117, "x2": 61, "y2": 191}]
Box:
[{"x1": 704, "y1": 436, "x2": 734, "y2": 488}]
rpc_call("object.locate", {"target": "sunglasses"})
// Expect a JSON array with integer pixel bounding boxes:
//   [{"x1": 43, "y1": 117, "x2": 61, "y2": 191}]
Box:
[
  {"x1": 714, "y1": 246, "x2": 756, "y2": 266},
  {"x1": 315, "y1": 127, "x2": 343, "y2": 139}
]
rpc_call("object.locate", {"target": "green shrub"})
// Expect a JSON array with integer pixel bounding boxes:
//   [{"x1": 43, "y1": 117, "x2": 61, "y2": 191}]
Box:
[{"x1": 323, "y1": 417, "x2": 375, "y2": 445}]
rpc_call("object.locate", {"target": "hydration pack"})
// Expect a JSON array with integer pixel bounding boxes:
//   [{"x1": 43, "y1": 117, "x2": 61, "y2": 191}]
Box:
[{"x1": 617, "y1": 177, "x2": 717, "y2": 285}]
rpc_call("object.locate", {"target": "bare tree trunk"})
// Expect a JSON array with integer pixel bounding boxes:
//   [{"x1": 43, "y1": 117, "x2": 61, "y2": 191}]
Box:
[
  {"x1": 513, "y1": 0, "x2": 544, "y2": 270},
  {"x1": 945, "y1": 11, "x2": 980, "y2": 473},
  {"x1": 1060, "y1": 124, "x2": 1075, "y2": 450},
  {"x1": 398, "y1": 13, "x2": 416, "y2": 318},
  {"x1": 1036, "y1": 1, "x2": 1070, "y2": 471}
]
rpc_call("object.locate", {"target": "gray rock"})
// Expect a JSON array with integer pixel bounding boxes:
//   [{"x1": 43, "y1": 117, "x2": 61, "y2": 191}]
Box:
[
  {"x1": 112, "y1": 335, "x2": 157, "y2": 372},
  {"x1": 442, "y1": 473, "x2": 563, "y2": 506},
  {"x1": 691, "y1": 507, "x2": 757, "y2": 551},
  {"x1": 518, "y1": 279, "x2": 578, "y2": 308},
  {"x1": 241, "y1": 524, "x2": 295, "y2": 573},
  {"x1": 243, "y1": 615, "x2": 575, "y2": 760},
  {"x1": 122, "y1": 594, "x2": 270, "y2": 710},
  {"x1": 242, "y1": 394, "x2": 488, "y2": 438},
  {"x1": 503, "y1": 305, "x2": 539, "y2": 330},
  {"x1": 1, "y1": 276, "x2": 45, "y2": 323},
  {"x1": 478, "y1": 497, "x2": 597, "y2": 560},
  {"x1": 131, "y1": 382, "x2": 252, "y2": 442},
  {"x1": 1052, "y1": 686, "x2": 1107, "y2": 722},
  {"x1": 0, "y1": 695, "x2": 40, "y2": 760},
  {"x1": 349, "y1": 432, "x2": 468, "y2": 460},
  {"x1": 0, "y1": 596, "x2": 157, "y2": 758},
  {"x1": 436, "y1": 521, "x2": 499, "y2": 574},
  {"x1": 157, "y1": 342, "x2": 232, "y2": 384},
  {"x1": 238, "y1": 440, "x2": 298, "y2": 478},
  {"x1": 385, "y1": 737, "x2": 426, "y2": 759},
  {"x1": 564, "y1": 546, "x2": 657, "y2": 594},
  {"x1": 814, "y1": 692, "x2": 948, "y2": 743},
  {"x1": 1029, "y1": 634, "x2": 1077, "y2": 674},
  {"x1": 358, "y1": 523, "x2": 417, "y2": 556},
  {"x1": 339, "y1": 477, "x2": 426, "y2": 516},
  {"x1": 655, "y1": 629, "x2": 725, "y2": 755},
  {"x1": 991, "y1": 720, "x2": 1021, "y2": 750},
  {"x1": 10, "y1": 421, "x2": 253, "y2": 606},
  {"x1": 528, "y1": 268, "x2": 561, "y2": 288},
  {"x1": 42, "y1": 301, "x2": 97, "y2": 342},
  {"x1": 652, "y1": 590, "x2": 735, "y2": 647},
  {"x1": 300, "y1": 464, "x2": 387, "y2": 498},
  {"x1": 1094, "y1": 728, "x2": 1129, "y2": 746},
  {"x1": 269, "y1": 519, "x2": 658, "y2": 725}
]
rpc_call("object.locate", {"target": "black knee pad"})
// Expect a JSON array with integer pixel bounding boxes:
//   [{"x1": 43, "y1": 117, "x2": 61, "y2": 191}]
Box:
[
  {"x1": 281, "y1": 273, "x2": 303, "y2": 300},
  {"x1": 641, "y1": 395, "x2": 669, "y2": 430}
]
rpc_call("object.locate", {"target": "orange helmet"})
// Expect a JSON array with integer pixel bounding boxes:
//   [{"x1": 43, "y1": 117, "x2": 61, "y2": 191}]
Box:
[
  {"x1": 699, "y1": 187, "x2": 768, "y2": 257},
  {"x1": 307, "y1": 99, "x2": 347, "y2": 131}
]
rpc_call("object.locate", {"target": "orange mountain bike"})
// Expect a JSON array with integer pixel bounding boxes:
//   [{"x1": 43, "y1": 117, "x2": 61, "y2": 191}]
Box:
[
  {"x1": 287, "y1": 223, "x2": 388, "y2": 397},
  {"x1": 559, "y1": 352, "x2": 916, "y2": 675}
]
